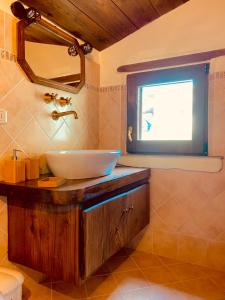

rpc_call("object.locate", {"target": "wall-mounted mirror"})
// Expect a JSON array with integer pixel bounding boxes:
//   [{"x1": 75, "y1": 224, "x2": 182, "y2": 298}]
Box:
[{"x1": 13, "y1": 2, "x2": 88, "y2": 94}]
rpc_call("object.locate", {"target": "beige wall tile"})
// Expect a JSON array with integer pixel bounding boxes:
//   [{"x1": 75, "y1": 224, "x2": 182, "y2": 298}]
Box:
[
  {"x1": 99, "y1": 86, "x2": 125, "y2": 151},
  {"x1": 0, "y1": 230, "x2": 7, "y2": 261},
  {"x1": 0, "y1": 10, "x2": 4, "y2": 49},
  {"x1": 85, "y1": 58, "x2": 100, "y2": 87},
  {"x1": 0, "y1": 203, "x2": 7, "y2": 234},
  {"x1": 4, "y1": 13, "x2": 17, "y2": 54},
  {"x1": 0, "y1": 126, "x2": 12, "y2": 154},
  {"x1": 152, "y1": 230, "x2": 178, "y2": 259},
  {"x1": 177, "y1": 235, "x2": 208, "y2": 265}
]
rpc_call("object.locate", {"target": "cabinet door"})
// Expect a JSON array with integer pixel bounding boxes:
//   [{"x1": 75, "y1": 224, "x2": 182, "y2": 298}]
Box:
[
  {"x1": 83, "y1": 184, "x2": 149, "y2": 278},
  {"x1": 126, "y1": 184, "x2": 149, "y2": 241}
]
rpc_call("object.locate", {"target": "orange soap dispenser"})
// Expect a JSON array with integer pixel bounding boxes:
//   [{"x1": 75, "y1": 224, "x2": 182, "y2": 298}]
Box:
[{"x1": 2, "y1": 149, "x2": 26, "y2": 183}]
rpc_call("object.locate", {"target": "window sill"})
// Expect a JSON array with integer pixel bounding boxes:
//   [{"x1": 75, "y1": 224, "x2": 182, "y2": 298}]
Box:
[{"x1": 118, "y1": 154, "x2": 223, "y2": 173}]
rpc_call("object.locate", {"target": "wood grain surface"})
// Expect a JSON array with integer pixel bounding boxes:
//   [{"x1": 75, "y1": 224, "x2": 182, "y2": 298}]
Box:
[
  {"x1": 0, "y1": 167, "x2": 150, "y2": 206},
  {"x1": 21, "y1": 0, "x2": 188, "y2": 50}
]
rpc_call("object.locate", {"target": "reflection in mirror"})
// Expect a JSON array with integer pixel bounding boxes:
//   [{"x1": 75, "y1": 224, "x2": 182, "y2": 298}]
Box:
[
  {"x1": 25, "y1": 23, "x2": 81, "y2": 86},
  {"x1": 11, "y1": 1, "x2": 91, "y2": 94}
]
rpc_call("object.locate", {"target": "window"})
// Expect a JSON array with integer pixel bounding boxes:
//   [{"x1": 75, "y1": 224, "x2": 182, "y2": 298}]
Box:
[{"x1": 127, "y1": 64, "x2": 208, "y2": 155}]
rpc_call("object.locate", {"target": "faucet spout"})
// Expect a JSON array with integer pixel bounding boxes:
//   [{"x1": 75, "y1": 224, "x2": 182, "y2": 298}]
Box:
[{"x1": 51, "y1": 110, "x2": 78, "y2": 120}]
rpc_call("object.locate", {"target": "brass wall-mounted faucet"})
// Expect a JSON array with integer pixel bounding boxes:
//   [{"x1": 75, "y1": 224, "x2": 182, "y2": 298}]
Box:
[{"x1": 51, "y1": 110, "x2": 78, "y2": 120}]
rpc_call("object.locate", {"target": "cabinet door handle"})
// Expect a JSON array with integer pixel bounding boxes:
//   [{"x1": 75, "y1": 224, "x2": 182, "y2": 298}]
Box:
[
  {"x1": 128, "y1": 205, "x2": 134, "y2": 211},
  {"x1": 122, "y1": 208, "x2": 129, "y2": 215}
]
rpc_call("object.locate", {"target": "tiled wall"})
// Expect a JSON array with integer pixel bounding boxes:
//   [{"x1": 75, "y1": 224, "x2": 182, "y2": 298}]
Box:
[
  {"x1": 0, "y1": 9, "x2": 99, "y2": 268},
  {"x1": 0, "y1": 10, "x2": 99, "y2": 174},
  {"x1": 98, "y1": 72, "x2": 225, "y2": 272},
  {"x1": 99, "y1": 85, "x2": 126, "y2": 153},
  {"x1": 0, "y1": 5, "x2": 225, "y2": 284}
]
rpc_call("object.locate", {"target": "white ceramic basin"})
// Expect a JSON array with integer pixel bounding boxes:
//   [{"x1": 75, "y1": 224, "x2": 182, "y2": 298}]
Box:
[{"x1": 45, "y1": 150, "x2": 121, "y2": 179}]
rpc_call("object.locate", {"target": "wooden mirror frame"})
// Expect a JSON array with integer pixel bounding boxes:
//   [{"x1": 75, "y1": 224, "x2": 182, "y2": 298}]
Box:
[{"x1": 17, "y1": 17, "x2": 85, "y2": 94}]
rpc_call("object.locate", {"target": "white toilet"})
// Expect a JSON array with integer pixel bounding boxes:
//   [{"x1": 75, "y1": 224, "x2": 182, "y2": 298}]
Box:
[{"x1": 0, "y1": 268, "x2": 24, "y2": 300}]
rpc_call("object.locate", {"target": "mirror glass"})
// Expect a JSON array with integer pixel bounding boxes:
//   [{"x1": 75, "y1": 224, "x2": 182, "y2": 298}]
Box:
[{"x1": 24, "y1": 23, "x2": 82, "y2": 88}]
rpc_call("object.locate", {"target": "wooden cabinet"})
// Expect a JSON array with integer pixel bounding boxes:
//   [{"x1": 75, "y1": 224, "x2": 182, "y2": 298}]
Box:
[
  {"x1": 83, "y1": 184, "x2": 149, "y2": 277},
  {"x1": 0, "y1": 167, "x2": 150, "y2": 284}
]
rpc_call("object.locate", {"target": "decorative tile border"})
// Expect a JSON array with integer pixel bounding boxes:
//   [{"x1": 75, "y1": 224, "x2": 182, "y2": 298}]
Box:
[
  {"x1": 209, "y1": 71, "x2": 225, "y2": 80},
  {"x1": 100, "y1": 85, "x2": 126, "y2": 93},
  {"x1": 0, "y1": 49, "x2": 17, "y2": 62},
  {"x1": 2, "y1": 48, "x2": 225, "y2": 87}
]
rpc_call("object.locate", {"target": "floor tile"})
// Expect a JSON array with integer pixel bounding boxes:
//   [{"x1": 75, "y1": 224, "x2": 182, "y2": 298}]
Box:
[
  {"x1": 210, "y1": 270, "x2": 225, "y2": 291},
  {"x1": 93, "y1": 262, "x2": 111, "y2": 276},
  {"x1": 19, "y1": 251, "x2": 225, "y2": 300},
  {"x1": 51, "y1": 281, "x2": 87, "y2": 299},
  {"x1": 85, "y1": 274, "x2": 118, "y2": 298},
  {"x1": 121, "y1": 287, "x2": 152, "y2": 300},
  {"x1": 157, "y1": 255, "x2": 182, "y2": 266},
  {"x1": 142, "y1": 265, "x2": 177, "y2": 285},
  {"x1": 114, "y1": 248, "x2": 134, "y2": 257},
  {"x1": 22, "y1": 278, "x2": 52, "y2": 300},
  {"x1": 149, "y1": 282, "x2": 200, "y2": 300},
  {"x1": 88, "y1": 291, "x2": 123, "y2": 300},
  {"x1": 181, "y1": 278, "x2": 225, "y2": 299},
  {"x1": 113, "y1": 270, "x2": 149, "y2": 293},
  {"x1": 131, "y1": 251, "x2": 163, "y2": 269},
  {"x1": 107, "y1": 256, "x2": 138, "y2": 273},
  {"x1": 168, "y1": 263, "x2": 207, "y2": 281}
]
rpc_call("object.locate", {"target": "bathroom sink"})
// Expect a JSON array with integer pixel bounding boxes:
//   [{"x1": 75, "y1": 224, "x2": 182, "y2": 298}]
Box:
[{"x1": 45, "y1": 150, "x2": 121, "y2": 179}]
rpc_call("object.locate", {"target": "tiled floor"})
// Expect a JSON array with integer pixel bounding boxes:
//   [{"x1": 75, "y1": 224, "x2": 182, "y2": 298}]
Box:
[{"x1": 22, "y1": 249, "x2": 225, "y2": 300}]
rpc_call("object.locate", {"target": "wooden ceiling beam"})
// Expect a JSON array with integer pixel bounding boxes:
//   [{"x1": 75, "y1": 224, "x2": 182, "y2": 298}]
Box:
[
  {"x1": 21, "y1": 0, "x2": 189, "y2": 51},
  {"x1": 112, "y1": 0, "x2": 160, "y2": 28},
  {"x1": 70, "y1": 0, "x2": 137, "y2": 40},
  {"x1": 21, "y1": 0, "x2": 117, "y2": 50},
  {"x1": 150, "y1": 0, "x2": 185, "y2": 15}
]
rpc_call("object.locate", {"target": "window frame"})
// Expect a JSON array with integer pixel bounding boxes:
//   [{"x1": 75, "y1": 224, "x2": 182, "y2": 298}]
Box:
[{"x1": 127, "y1": 63, "x2": 209, "y2": 156}]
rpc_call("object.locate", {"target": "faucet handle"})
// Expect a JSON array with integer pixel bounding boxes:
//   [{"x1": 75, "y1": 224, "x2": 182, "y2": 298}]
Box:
[
  {"x1": 58, "y1": 97, "x2": 72, "y2": 106},
  {"x1": 44, "y1": 93, "x2": 57, "y2": 103}
]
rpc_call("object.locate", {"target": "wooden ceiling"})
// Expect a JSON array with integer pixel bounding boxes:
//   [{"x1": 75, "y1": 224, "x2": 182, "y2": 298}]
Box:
[{"x1": 21, "y1": 0, "x2": 189, "y2": 51}]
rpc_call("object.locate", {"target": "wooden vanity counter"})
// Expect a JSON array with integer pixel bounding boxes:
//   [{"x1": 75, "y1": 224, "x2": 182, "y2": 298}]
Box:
[
  {"x1": 0, "y1": 166, "x2": 150, "y2": 207},
  {"x1": 0, "y1": 166, "x2": 150, "y2": 285}
]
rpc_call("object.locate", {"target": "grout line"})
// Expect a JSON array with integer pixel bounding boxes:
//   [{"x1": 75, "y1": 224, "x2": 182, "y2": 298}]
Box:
[
  {"x1": 128, "y1": 254, "x2": 154, "y2": 287},
  {"x1": 2, "y1": 115, "x2": 33, "y2": 144},
  {"x1": 0, "y1": 78, "x2": 24, "y2": 105},
  {"x1": 50, "y1": 119, "x2": 66, "y2": 141},
  {"x1": 130, "y1": 251, "x2": 217, "y2": 286},
  {"x1": 0, "y1": 132, "x2": 14, "y2": 157}
]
